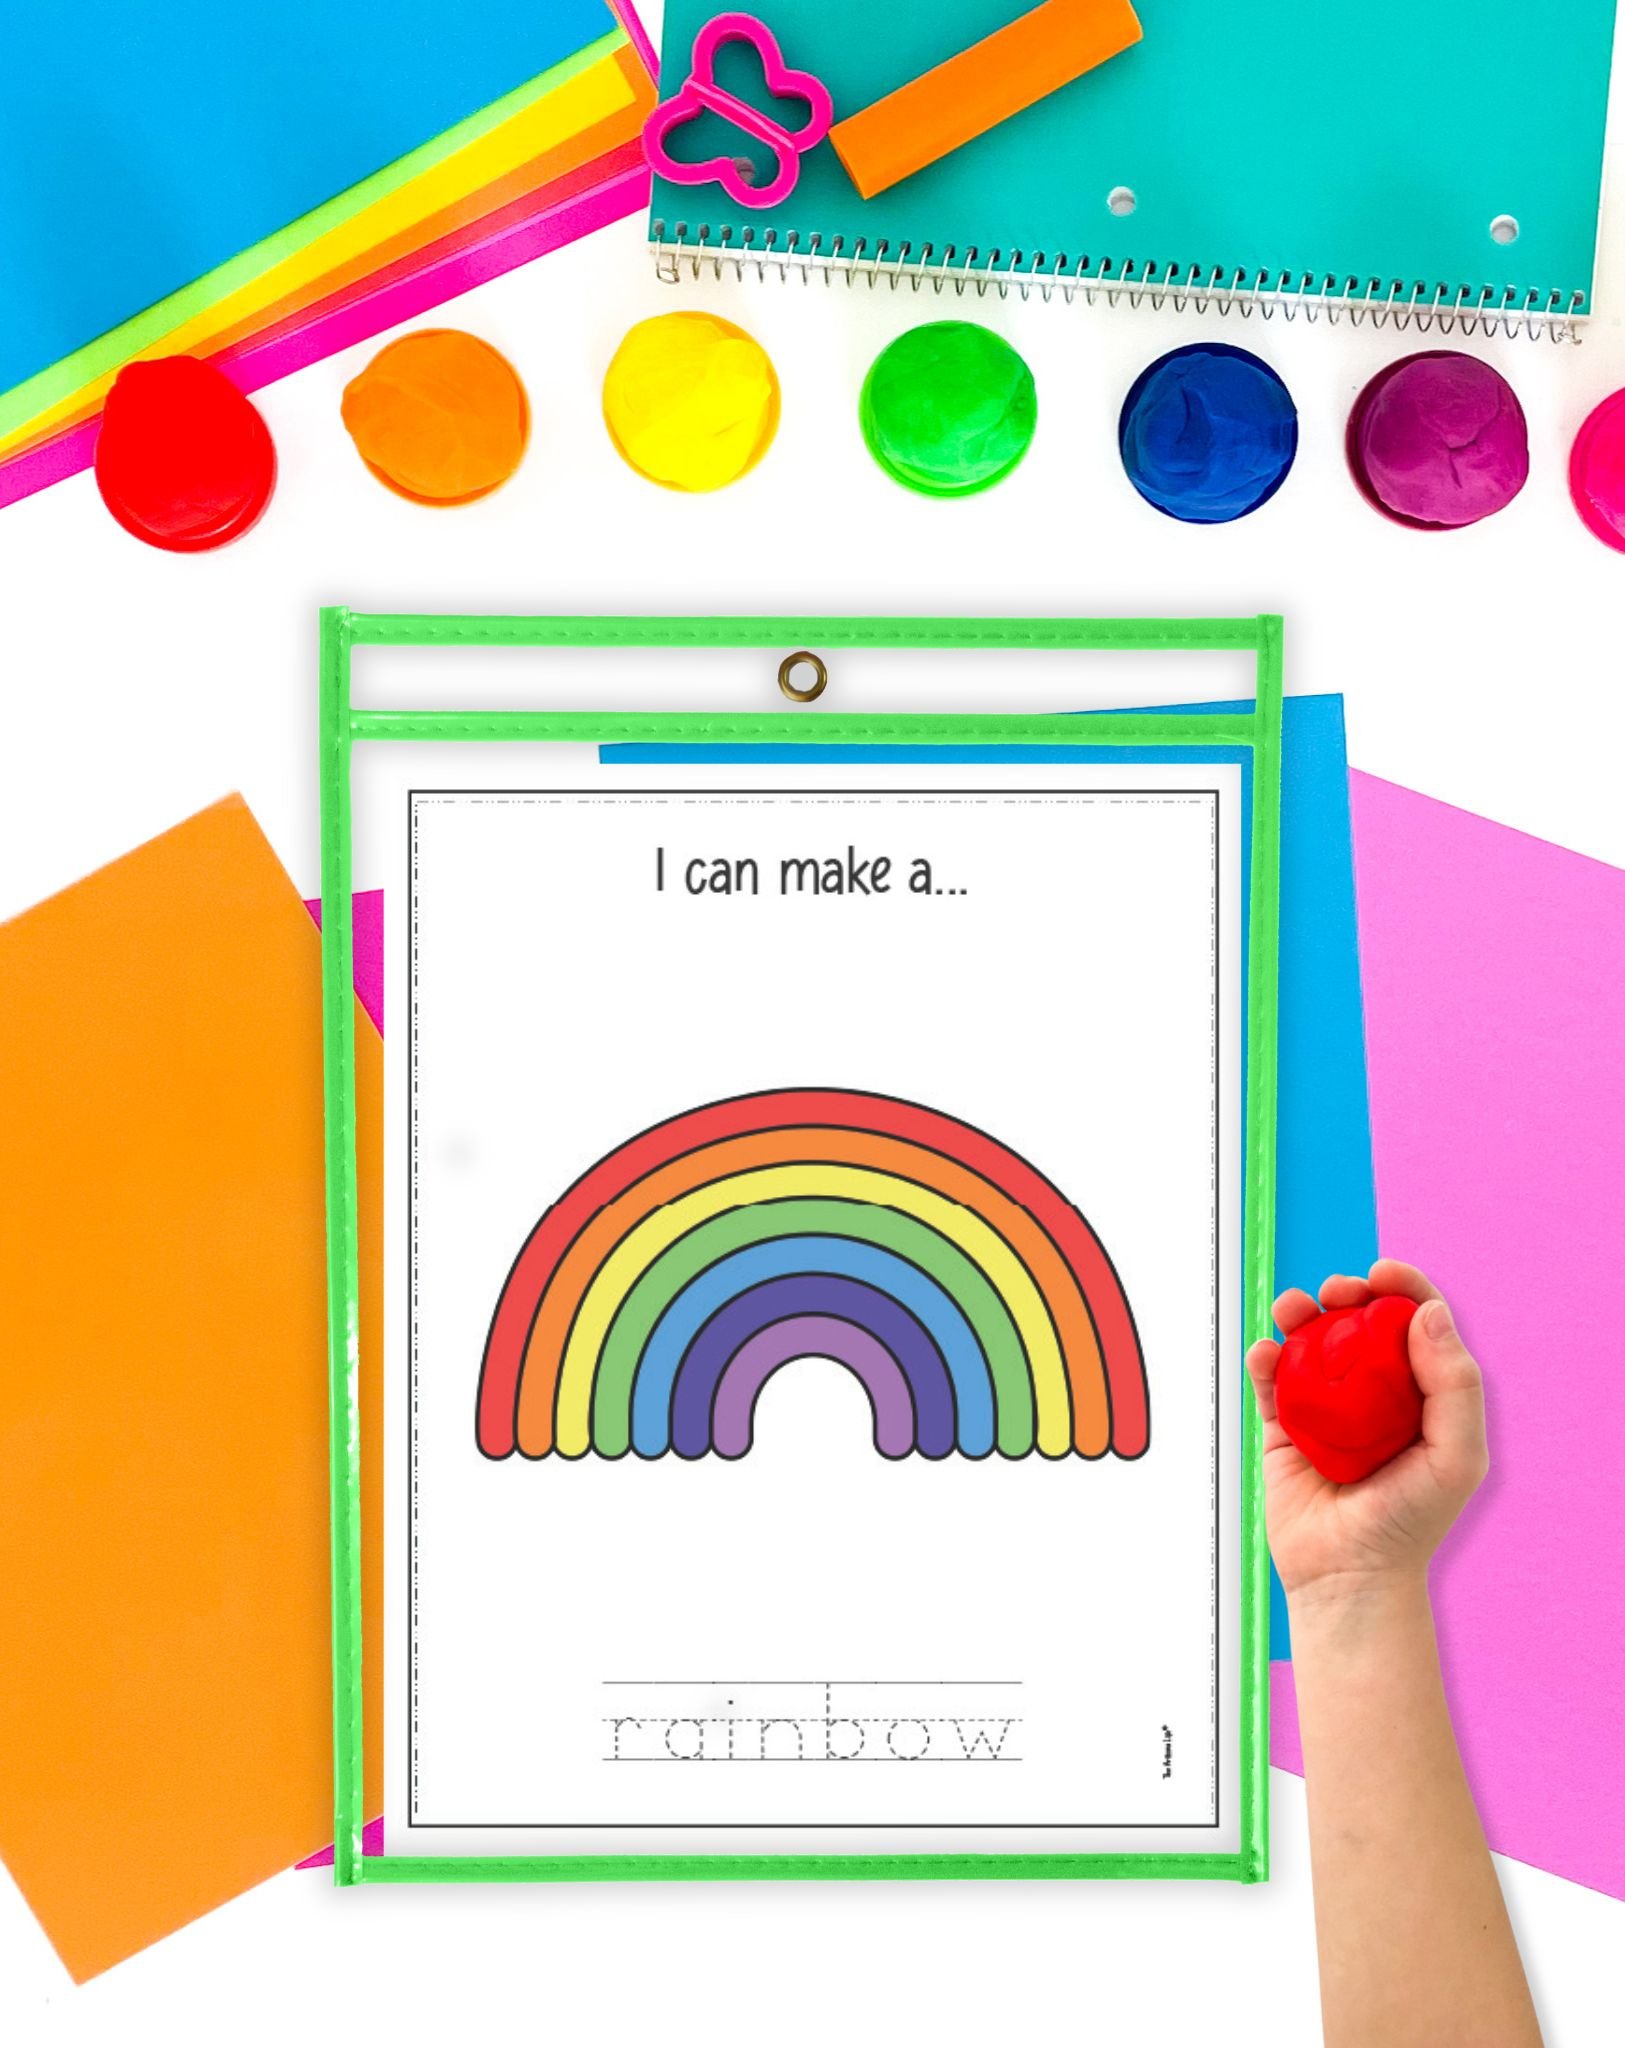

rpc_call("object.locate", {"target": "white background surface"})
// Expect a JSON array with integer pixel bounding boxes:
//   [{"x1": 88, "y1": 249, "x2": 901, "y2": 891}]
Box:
[{"x1": 2, "y1": 0, "x2": 1622, "y2": 2033}]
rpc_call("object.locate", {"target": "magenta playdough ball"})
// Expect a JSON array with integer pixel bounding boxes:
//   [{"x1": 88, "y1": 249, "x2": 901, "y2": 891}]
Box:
[{"x1": 1347, "y1": 352, "x2": 1528, "y2": 529}]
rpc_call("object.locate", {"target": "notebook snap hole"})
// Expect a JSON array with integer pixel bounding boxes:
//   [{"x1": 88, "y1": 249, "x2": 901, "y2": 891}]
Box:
[
  {"x1": 1107, "y1": 186, "x2": 1137, "y2": 217},
  {"x1": 1490, "y1": 214, "x2": 1520, "y2": 245}
]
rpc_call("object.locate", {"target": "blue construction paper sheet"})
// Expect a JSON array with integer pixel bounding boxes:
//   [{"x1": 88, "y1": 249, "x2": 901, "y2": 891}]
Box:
[
  {"x1": 606, "y1": 693, "x2": 1376, "y2": 1658},
  {"x1": 652, "y1": 0, "x2": 1616, "y2": 311},
  {"x1": 1, "y1": 0, "x2": 613, "y2": 394}
]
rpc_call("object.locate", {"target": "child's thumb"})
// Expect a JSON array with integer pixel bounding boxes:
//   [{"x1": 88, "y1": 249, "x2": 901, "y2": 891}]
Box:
[{"x1": 1409, "y1": 1297, "x2": 1488, "y2": 1493}]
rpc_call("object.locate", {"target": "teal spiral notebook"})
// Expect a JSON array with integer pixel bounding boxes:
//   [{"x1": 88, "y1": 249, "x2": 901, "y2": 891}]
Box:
[{"x1": 649, "y1": 0, "x2": 1617, "y2": 336}]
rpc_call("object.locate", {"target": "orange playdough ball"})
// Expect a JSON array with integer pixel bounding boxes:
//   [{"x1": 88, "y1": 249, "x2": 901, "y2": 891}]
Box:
[{"x1": 340, "y1": 329, "x2": 529, "y2": 504}]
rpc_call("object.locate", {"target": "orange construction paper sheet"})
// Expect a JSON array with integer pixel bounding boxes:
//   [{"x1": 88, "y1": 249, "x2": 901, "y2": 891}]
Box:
[{"x1": 0, "y1": 796, "x2": 381, "y2": 1982}]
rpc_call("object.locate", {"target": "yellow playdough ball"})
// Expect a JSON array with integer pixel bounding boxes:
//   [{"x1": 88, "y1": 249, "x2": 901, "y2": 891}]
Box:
[{"x1": 602, "y1": 312, "x2": 780, "y2": 491}]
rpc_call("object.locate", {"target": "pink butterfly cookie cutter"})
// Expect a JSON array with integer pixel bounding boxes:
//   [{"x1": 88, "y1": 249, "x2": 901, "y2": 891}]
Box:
[{"x1": 643, "y1": 12, "x2": 833, "y2": 210}]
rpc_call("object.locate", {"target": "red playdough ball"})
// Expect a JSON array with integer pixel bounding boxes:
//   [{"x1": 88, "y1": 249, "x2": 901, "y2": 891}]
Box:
[
  {"x1": 94, "y1": 356, "x2": 276, "y2": 551},
  {"x1": 1274, "y1": 1296, "x2": 1423, "y2": 1483}
]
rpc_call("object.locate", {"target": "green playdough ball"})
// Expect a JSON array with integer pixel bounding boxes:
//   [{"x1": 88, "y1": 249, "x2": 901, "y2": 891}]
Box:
[{"x1": 859, "y1": 321, "x2": 1038, "y2": 497}]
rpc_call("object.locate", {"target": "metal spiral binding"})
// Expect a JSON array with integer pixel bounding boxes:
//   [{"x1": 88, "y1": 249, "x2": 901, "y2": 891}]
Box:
[{"x1": 650, "y1": 222, "x2": 1585, "y2": 342}]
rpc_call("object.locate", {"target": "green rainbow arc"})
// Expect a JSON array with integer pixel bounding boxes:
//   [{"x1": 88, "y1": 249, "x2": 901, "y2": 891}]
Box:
[{"x1": 588, "y1": 1195, "x2": 1035, "y2": 1458}]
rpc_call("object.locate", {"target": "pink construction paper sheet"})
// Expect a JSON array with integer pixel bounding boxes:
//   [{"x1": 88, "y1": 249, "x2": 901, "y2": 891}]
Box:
[
  {"x1": 303, "y1": 890, "x2": 383, "y2": 1033},
  {"x1": 297, "y1": 1817, "x2": 384, "y2": 1869},
  {"x1": 1272, "y1": 776, "x2": 1625, "y2": 1902},
  {"x1": 297, "y1": 888, "x2": 383, "y2": 1867}
]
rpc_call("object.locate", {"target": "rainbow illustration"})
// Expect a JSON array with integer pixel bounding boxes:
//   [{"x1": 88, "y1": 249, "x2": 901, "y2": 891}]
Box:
[{"x1": 477, "y1": 1089, "x2": 1148, "y2": 1462}]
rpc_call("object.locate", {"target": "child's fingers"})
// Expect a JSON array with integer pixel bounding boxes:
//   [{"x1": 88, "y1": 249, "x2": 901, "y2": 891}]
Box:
[
  {"x1": 1318, "y1": 1272, "x2": 1373, "y2": 1308},
  {"x1": 1271, "y1": 1287, "x2": 1323, "y2": 1334},
  {"x1": 1367, "y1": 1257, "x2": 1443, "y2": 1305},
  {"x1": 1409, "y1": 1296, "x2": 1488, "y2": 1495},
  {"x1": 1245, "y1": 1341, "x2": 1298, "y2": 1457},
  {"x1": 1245, "y1": 1339, "x2": 1282, "y2": 1425}
]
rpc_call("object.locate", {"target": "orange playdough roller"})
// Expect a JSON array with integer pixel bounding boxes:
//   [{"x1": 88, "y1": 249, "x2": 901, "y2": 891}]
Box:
[{"x1": 830, "y1": 0, "x2": 1143, "y2": 201}]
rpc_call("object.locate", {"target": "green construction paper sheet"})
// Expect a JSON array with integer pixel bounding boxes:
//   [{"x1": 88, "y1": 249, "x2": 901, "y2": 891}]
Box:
[
  {"x1": 320, "y1": 611, "x2": 1283, "y2": 1887},
  {"x1": 651, "y1": 0, "x2": 1616, "y2": 315},
  {"x1": 0, "y1": 14, "x2": 619, "y2": 434}
]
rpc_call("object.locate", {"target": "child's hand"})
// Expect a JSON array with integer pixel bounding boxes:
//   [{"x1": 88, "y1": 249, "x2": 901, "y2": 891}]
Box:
[{"x1": 1245, "y1": 1260, "x2": 1488, "y2": 1605}]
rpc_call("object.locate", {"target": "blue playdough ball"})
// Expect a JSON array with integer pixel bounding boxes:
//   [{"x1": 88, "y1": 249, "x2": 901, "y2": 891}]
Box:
[{"x1": 1119, "y1": 344, "x2": 1298, "y2": 523}]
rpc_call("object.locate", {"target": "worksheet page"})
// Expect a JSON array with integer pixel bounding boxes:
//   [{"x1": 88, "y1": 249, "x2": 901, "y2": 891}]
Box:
[{"x1": 365, "y1": 750, "x2": 1244, "y2": 1858}]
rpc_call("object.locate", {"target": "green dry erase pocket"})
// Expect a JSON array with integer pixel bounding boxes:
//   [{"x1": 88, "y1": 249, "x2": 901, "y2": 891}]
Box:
[{"x1": 320, "y1": 611, "x2": 1282, "y2": 1886}]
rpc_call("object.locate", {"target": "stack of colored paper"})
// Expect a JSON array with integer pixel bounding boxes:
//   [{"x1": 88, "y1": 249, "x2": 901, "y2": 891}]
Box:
[{"x1": 0, "y1": 1, "x2": 656, "y2": 512}]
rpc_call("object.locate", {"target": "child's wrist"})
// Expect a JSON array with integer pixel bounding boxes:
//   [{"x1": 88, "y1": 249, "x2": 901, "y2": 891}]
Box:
[
  {"x1": 1283, "y1": 1565, "x2": 1432, "y2": 1629},
  {"x1": 1284, "y1": 1569, "x2": 1439, "y2": 1676}
]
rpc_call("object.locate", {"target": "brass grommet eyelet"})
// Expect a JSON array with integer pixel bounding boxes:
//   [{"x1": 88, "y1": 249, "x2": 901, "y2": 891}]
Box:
[{"x1": 778, "y1": 650, "x2": 828, "y2": 703}]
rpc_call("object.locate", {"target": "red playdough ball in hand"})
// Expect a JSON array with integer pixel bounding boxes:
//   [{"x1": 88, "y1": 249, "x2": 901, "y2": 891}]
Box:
[{"x1": 1274, "y1": 1296, "x2": 1423, "y2": 1483}]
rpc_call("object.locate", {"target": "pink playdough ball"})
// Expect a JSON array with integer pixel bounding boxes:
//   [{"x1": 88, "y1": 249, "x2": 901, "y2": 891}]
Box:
[{"x1": 1569, "y1": 387, "x2": 1625, "y2": 553}]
